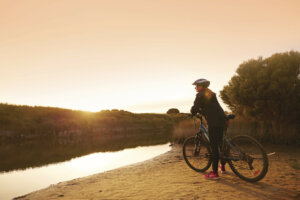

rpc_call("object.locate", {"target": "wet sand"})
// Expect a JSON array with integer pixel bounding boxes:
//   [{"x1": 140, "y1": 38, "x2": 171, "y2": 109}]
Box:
[{"x1": 16, "y1": 145, "x2": 299, "y2": 200}]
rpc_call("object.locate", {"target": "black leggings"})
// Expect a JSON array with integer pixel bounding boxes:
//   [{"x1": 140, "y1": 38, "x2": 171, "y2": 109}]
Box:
[{"x1": 208, "y1": 125, "x2": 226, "y2": 173}]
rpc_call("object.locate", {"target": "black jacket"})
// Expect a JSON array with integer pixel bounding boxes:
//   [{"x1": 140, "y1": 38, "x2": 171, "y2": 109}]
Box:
[{"x1": 191, "y1": 88, "x2": 226, "y2": 126}]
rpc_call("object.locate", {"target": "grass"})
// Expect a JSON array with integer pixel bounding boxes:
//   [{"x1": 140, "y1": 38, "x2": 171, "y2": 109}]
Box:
[
  {"x1": 0, "y1": 103, "x2": 186, "y2": 142},
  {"x1": 172, "y1": 118, "x2": 200, "y2": 143}
]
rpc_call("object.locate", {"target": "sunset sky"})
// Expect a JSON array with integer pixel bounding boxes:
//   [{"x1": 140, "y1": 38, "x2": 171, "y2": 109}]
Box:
[{"x1": 1, "y1": 0, "x2": 300, "y2": 113}]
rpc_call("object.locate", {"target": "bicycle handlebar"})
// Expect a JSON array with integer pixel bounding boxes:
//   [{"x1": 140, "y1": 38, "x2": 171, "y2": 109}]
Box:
[{"x1": 186, "y1": 113, "x2": 204, "y2": 132}]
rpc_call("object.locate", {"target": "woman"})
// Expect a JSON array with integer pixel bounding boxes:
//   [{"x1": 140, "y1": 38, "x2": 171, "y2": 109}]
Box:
[{"x1": 190, "y1": 78, "x2": 226, "y2": 179}]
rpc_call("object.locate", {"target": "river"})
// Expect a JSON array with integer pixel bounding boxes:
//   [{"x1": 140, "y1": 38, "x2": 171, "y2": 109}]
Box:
[{"x1": 0, "y1": 143, "x2": 171, "y2": 200}]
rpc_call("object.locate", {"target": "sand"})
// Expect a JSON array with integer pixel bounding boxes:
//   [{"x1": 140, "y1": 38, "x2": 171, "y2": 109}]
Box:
[{"x1": 16, "y1": 145, "x2": 299, "y2": 200}]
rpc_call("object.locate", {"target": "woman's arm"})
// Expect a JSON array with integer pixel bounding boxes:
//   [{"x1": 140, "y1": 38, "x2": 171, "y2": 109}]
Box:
[{"x1": 190, "y1": 92, "x2": 204, "y2": 115}]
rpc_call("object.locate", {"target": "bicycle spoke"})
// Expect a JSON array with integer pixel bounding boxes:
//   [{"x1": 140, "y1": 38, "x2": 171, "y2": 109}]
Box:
[
  {"x1": 227, "y1": 135, "x2": 268, "y2": 182},
  {"x1": 183, "y1": 136, "x2": 212, "y2": 172}
]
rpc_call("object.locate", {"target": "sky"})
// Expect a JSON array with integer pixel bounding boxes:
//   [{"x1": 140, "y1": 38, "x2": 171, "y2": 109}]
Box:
[{"x1": 1, "y1": 0, "x2": 300, "y2": 113}]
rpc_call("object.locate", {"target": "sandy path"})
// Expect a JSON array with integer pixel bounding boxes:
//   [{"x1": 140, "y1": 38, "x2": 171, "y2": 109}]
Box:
[{"x1": 16, "y1": 145, "x2": 299, "y2": 200}]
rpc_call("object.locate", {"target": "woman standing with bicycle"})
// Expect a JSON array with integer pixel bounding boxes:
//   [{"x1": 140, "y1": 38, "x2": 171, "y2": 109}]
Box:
[{"x1": 191, "y1": 78, "x2": 226, "y2": 179}]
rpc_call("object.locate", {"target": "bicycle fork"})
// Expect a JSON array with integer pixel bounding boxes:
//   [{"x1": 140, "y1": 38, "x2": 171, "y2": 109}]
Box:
[{"x1": 194, "y1": 137, "x2": 200, "y2": 156}]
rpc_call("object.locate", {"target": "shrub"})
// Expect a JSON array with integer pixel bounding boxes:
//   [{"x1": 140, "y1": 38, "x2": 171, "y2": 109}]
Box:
[{"x1": 167, "y1": 108, "x2": 180, "y2": 114}]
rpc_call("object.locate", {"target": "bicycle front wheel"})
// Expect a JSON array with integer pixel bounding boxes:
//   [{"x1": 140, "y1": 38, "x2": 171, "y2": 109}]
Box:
[
  {"x1": 227, "y1": 135, "x2": 268, "y2": 182},
  {"x1": 183, "y1": 136, "x2": 212, "y2": 172}
]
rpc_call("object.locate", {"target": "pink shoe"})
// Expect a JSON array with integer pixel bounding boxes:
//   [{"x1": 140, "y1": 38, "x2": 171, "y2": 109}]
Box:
[
  {"x1": 204, "y1": 171, "x2": 220, "y2": 180},
  {"x1": 219, "y1": 165, "x2": 226, "y2": 174}
]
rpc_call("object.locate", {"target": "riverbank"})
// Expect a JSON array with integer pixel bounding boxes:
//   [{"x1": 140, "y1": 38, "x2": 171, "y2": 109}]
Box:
[
  {"x1": 0, "y1": 104, "x2": 185, "y2": 143},
  {"x1": 16, "y1": 145, "x2": 299, "y2": 200}
]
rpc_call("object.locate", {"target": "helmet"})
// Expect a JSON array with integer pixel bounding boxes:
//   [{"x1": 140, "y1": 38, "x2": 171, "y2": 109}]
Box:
[{"x1": 192, "y1": 78, "x2": 210, "y2": 88}]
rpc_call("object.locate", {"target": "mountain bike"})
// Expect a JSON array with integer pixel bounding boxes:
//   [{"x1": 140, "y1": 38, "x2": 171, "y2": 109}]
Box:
[{"x1": 182, "y1": 114, "x2": 268, "y2": 182}]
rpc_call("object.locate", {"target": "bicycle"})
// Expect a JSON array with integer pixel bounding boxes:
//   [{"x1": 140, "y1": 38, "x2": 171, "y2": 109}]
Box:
[{"x1": 182, "y1": 113, "x2": 268, "y2": 182}]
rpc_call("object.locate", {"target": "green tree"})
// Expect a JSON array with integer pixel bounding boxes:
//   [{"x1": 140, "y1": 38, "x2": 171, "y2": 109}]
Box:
[{"x1": 220, "y1": 51, "x2": 300, "y2": 144}]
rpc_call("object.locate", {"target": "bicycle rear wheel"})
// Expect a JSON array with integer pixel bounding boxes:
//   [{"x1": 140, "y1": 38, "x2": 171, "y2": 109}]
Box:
[
  {"x1": 183, "y1": 136, "x2": 212, "y2": 172},
  {"x1": 227, "y1": 135, "x2": 268, "y2": 182}
]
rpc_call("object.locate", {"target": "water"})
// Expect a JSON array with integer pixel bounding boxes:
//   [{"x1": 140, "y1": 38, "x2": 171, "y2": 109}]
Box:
[{"x1": 0, "y1": 143, "x2": 171, "y2": 200}]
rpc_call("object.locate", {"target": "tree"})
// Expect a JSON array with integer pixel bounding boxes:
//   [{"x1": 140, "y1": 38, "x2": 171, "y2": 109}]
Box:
[
  {"x1": 167, "y1": 108, "x2": 180, "y2": 114},
  {"x1": 220, "y1": 51, "x2": 300, "y2": 144}
]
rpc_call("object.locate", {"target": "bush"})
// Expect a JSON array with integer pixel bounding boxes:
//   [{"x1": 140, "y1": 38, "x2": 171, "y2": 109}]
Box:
[{"x1": 167, "y1": 108, "x2": 180, "y2": 114}]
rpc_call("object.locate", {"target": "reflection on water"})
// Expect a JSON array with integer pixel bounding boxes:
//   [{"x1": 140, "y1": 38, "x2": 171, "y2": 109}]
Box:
[
  {"x1": 0, "y1": 143, "x2": 171, "y2": 200},
  {"x1": 0, "y1": 131, "x2": 171, "y2": 172}
]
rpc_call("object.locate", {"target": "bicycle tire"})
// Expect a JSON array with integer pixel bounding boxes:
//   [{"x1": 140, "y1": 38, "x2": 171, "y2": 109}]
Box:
[
  {"x1": 227, "y1": 135, "x2": 268, "y2": 182},
  {"x1": 183, "y1": 136, "x2": 212, "y2": 172}
]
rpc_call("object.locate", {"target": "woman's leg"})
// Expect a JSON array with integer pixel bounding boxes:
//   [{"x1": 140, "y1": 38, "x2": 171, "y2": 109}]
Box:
[{"x1": 208, "y1": 126, "x2": 224, "y2": 173}]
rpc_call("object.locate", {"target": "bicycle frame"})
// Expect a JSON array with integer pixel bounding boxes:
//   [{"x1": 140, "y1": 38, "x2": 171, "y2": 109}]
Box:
[
  {"x1": 193, "y1": 114, "x2": 243, "y2": 161},
  {"x1": 194, "y1": 116, "x2": 209, "y2": 142}
]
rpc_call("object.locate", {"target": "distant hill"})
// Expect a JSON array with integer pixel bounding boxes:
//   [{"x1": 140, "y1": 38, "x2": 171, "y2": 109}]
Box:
[{"x1": 0, "y1": 103, "x2": 185, "y2": 142}]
